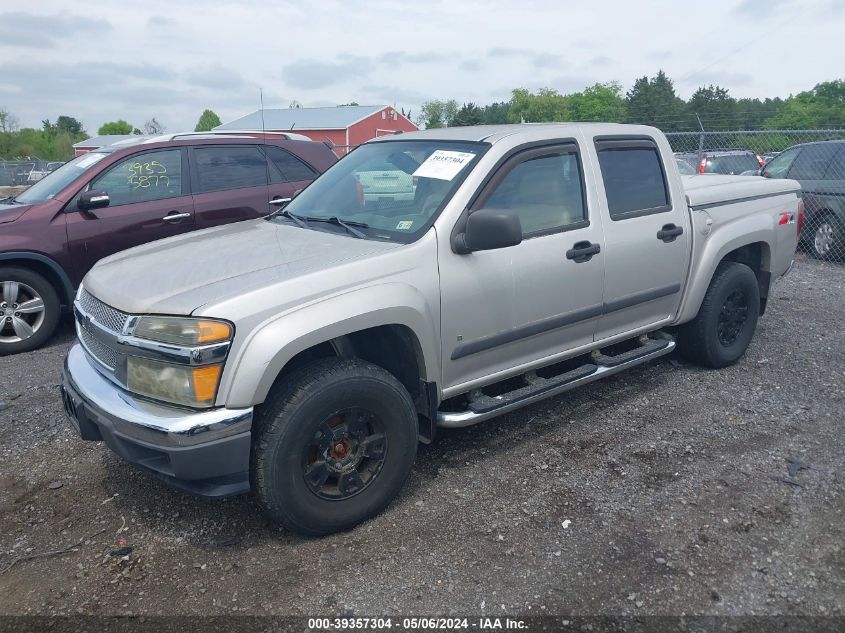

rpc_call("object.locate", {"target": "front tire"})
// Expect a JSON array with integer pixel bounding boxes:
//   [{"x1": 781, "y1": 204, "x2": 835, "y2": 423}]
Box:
[
  {"x1": 252, "y1": 358, "x2": 418, "y2": 536},
  {"x1": 677, "y1": 262, "x2": 760, "y2": 368},
  {"x1": 0, "y1": 267, "x2": 61, "y2": 355}
]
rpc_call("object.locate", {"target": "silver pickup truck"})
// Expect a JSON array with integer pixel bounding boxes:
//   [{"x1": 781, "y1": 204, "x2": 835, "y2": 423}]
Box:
[{"x1": 62, "y1": 124, "x2": 803, "y2": 535}]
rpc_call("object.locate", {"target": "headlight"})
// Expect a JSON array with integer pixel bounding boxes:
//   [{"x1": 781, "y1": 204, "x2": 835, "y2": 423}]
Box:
[
  {"x1": 127, "y1": 356, "x2": 223, "y2": 408},
  {"x1": 132, "y1": 316, "x2": 232, "y2": 346}
]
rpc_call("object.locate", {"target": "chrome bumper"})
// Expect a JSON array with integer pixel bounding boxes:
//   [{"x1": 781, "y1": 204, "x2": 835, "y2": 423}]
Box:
[{"x1": 62, "y1": 344, "x2": 253, "y2": 497}]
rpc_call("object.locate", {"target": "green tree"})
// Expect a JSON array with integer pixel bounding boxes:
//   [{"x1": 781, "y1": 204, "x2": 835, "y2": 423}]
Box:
[
  {"x1": 338, "y1": 102, "x2": 360, "y2": 106},
  {"x1": 688, "y1": 85, "x2": 737, "y2": 130},
  {"x1": 98, "y1": 120, "x2": 133, "y2": 135},
  {"x1": 452, "y1": 102, "x2": 483, "y2": 127},
  {"x1": 568, "y1": 82, "x2": 626, "y2": 122},
  {"x1": 507, "y1": 88, "x2": 568, "y2": 123},
  {"x1": 55, "y1": 115, "x2": 84, "y2": 136},
  {"x1": 417, "y1": 99, "x2": 459, "y2": 129},
  {"x1": 481, "y1": 101, "x2": 510, "y2": 124},
  {"x1": 764, "y1": 80, "x2": 845, "y2": 129},
  {"x1": 625, "y1": 70, "x2": 689, "y2": 131},
  {"x1": 194, "y1": 109, "x2": 222, "y2": 132}
]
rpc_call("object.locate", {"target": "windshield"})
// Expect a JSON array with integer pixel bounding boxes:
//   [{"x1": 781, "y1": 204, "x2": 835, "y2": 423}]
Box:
[
  {"x1": 277, "y1": 140, "x2": 485, "y2": 241},
  {"x1": 14, "y1": 152, "x2": 109, "y2": 204}
]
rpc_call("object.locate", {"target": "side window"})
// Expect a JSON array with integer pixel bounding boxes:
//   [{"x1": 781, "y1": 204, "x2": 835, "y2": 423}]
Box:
[
  {"x1": 788, "y1": 144, "x2": 838, "y2": 180},
  {"x1": 596, "y1": 142, "x2": 670, "y2": 219},
  {"x1": 763, "y1": 147, "x2": 800, "y2": 179},
  {"x1": 266, "y1": 146, "x2": 317, "y2": 183},
  {"x1": 823, "y1": 148, "x2": 845, "y2": 180},
  {"x1": 91, "y1": 149, "x2": 182, "y2": 207},
  {"x1": 193, "y1": 146, "x2": 267, "y2": 193},
  {"x1": 482, "y1": 152, "x2": 587, "y2": 237}
]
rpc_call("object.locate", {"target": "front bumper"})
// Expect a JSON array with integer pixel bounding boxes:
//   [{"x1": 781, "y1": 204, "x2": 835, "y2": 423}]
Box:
[{"x1": 61, "y1": 344, "x2": 253, "y2": 497}]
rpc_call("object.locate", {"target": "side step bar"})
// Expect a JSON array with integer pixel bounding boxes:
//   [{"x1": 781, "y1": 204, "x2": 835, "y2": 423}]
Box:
[{"x1": 437, "y1": 337, "x2": 675, "y2": 429}]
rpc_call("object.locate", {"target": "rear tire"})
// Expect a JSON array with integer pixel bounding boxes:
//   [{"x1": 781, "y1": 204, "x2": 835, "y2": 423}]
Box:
[
  {"x1": 808, "y1": 214, "x2": 844, "y2": 261},
  {"x1": 252, "y1": 358, "x2": 418, "y2": 536},
  {"x1": 677, "y1": 262, "x2": 760, "y2": 369},
  {"x1": 0, "y1": 267, "x2": 61, "y2": 356}
]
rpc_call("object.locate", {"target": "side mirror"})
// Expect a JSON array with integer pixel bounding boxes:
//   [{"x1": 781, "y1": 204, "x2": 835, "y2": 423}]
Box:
[
  {"x1": 78, "y1": 190, "x2": 110, "y2": 211},
  {"x1": 455, "y1": 208, "x2": 522, "y2": 254}
]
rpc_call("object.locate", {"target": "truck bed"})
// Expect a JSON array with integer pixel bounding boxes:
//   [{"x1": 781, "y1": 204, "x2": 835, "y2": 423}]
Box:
[{"x1": 681, "y1": 174, "x2": 800, "y2": 209}]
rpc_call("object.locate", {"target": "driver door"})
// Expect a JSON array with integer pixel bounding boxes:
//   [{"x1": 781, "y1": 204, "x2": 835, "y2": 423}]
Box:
[
  {"x1": 439, "y1": 144, "x2": 605, "y2": 391},
  {"x1": 66, "y1": 148, "x2": 195, "y2": 272}
]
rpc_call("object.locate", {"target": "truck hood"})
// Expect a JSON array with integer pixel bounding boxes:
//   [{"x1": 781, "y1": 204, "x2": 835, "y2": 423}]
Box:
[
  {"x1": 83, "y1": 219, "x2": 403, "y2": 315},
  {"x1": 0, "y1": 201, "x2": 33, "y2": 224}
]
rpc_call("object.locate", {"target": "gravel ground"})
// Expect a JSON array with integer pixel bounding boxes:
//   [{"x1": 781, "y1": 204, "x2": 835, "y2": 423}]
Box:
[{"x1": 0, "y1": 255, "x2": 842, "y2": 620}]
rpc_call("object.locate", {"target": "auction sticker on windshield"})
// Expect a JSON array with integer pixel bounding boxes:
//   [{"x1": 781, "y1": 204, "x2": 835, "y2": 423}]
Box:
[{"x1": 412, "y1": 150, "x2": 476, "y2": 181}]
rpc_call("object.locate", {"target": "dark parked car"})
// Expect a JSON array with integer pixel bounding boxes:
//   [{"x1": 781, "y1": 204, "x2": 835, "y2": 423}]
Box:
[
  {"x1": 676, "y1": 149, "x2": 764, "y2": 175},
  {"x1": 0, "y1": 133, "x2": 337, "y2": 354},
  {"x1": 759, "y1": 140, "x2": 845, "y2": 260}
]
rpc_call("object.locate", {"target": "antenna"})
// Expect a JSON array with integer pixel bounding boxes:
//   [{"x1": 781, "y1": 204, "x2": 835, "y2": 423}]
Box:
[{"x1": 260, "y1": 88, "x2": 271, "y2": 193}]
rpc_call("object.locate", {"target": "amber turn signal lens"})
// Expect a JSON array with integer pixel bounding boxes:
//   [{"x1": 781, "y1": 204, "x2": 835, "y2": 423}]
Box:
[
  {"x1": 196, "y1": 320, "x2": 233, "y2": 344},
  {"x1": 191, "y1": 365, "x2": 223, "y2": 404}
]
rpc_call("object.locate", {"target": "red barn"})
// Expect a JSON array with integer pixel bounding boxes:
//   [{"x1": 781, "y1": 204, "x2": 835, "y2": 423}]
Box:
[{"x1": 213, "y1": 105, "x2": 418, "y2": 155}]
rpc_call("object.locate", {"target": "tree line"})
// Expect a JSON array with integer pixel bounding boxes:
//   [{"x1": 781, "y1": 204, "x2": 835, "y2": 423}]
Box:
[
  {"x1": 0, "y1": 109, "x2": 223, "y2": 161},
  {"x1": 417, "y1": 72, "x2": 845, "y2": 132}
]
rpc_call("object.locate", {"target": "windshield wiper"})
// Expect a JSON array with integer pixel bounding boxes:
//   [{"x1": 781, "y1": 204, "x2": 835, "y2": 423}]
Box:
[
  {"x1": 307, "y1": 216, "x2": 369, "y2": 239},
  {"x1": 270, "y1": 208, "x2": 308, "y2": 229},
  {"x1": 0, "y1": 196, "x2": 18, "y2": 204}
]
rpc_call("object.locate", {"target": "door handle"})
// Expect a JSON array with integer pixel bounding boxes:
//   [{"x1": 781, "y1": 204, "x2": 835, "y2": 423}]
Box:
[
  {"x1": 270, "y1": 197, "x2": 292, "y2": 206},
  {"x1": 657, "y1": 223, "x2": 684, "y2": 242},
  {"x1": 162, "y1": 211, "x2": 191, "y2": 223},
  {"x1": 566, "y1": 241, "x2": 601, "y2": 263}
]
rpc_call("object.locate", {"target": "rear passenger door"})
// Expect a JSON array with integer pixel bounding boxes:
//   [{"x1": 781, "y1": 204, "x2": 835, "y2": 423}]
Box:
[
  {"x1": 439, "y1": 143, "x2": 605, "y2": 390},
  {"x1": 189, "y1": 144, "x2": 270, "y2": 228},
  {"x1": 591, "y1": 137, "x2": 691, "y2": 341},
  {"x1": 265, "y1": 145, "x2": 319, "y2": 204}
]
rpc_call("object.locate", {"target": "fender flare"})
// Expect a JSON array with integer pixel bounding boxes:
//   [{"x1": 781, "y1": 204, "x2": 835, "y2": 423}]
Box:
[
  {"x1": 218, "y1": 282, "x2": 441, "y2": 408},
  {"x1": 0, "y1": 251, "x2": 76, "y2": 304},
  {"x1": 677, "y1": 215, "x2": 774, "y2": 324}
]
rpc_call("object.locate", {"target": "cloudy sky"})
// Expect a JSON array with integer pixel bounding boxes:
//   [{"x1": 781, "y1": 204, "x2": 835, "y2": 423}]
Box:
[{"x1": 0, "y1": 0, "x2": 842, "y2": 133}]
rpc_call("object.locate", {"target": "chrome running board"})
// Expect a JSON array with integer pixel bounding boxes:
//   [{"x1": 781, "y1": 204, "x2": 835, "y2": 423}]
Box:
[{"x1": 436, "y1": 338, "x2": 675, "y2": 428}]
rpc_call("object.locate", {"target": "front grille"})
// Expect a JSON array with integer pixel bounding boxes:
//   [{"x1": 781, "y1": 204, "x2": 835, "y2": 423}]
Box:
[
  {"x1": 77, "y1": 289, "x2": 129, "y2": 333},
  {"x1": 78, "y1": 325, "x2": 120, "y2": 370}
]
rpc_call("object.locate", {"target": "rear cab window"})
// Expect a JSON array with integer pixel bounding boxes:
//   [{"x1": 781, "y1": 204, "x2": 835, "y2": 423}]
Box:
[{"x1": 595, "y1": 138, "x2": 671, "y2": 219}]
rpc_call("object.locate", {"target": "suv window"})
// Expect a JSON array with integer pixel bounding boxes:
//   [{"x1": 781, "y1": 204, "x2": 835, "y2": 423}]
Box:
[
  {"x1": 824, "y1": 148, "x2": 845, "y2": 180},
  {"x1": 266, "y1": 146, "x2": 317, "y2": 183},
  {"x1": 788, "y1": 144, "x2": 839, "y2": 180},
  {"x1": 763, "y1": 147, "x2": 801, "y2": 178},
  {"x1": 194, "y1": 145, "x2": 267, "y2": 193},
  {"x1": 484, "y1": 152, "x2": 587, "y2": 236},
  {"x1": 705, "y1": 153, "x2": 760, "y2": 175},
  {"x1": 91, "y1": 149, "x2": 183, "y2": 207},
  {"x1": 596, "y1": 143, "x2": 669, "y2": 219}
]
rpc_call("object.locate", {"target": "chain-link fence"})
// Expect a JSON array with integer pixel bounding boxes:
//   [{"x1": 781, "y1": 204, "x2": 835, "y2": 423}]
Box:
[
  {"x1": 665, "y1": 129, "x2": 845, "y2": 262},
  {"x1": 0, "y1": 159, "x2": 64, "y2": 186}
]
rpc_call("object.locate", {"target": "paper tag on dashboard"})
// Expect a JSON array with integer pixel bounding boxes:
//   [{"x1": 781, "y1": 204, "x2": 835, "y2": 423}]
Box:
[{"x1": 412, "y1": 150, "x2": 475, "y2": 181}]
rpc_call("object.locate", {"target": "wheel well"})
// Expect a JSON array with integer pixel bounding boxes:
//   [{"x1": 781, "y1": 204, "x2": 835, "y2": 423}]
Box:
[
  {"x1": 0, "y1": 257, "x2": 74, "y2": 307},
  {"x1": 266, "y1": 324, "x2": 437, "y2": 442},
  {"x1": 719, "y1": 242, "x2": 771, "y2": 314}
]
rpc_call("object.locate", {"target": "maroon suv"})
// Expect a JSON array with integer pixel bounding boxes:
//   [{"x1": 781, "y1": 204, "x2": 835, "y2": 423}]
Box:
[{"x1": 0, "y1": 134, "x2": 337, "y2": 354}]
